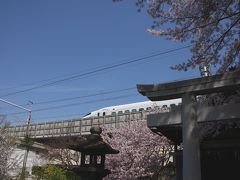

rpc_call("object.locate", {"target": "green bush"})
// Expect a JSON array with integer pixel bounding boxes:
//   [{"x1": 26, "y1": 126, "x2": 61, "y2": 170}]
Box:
[
  {"x1": 32, "y1": 165, "x2": 44, "y2": 179},
  {"x1": 32, "y1": 165, "x2": 81, "y2": 180},
  {"x1": 42, "y1": 165, "x2": 67, "y2": 180}
]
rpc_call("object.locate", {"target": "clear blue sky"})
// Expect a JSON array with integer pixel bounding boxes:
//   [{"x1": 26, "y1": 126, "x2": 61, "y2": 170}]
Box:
[{"x1": 0, "y1": 0, "x2": 199, "y2": 124}]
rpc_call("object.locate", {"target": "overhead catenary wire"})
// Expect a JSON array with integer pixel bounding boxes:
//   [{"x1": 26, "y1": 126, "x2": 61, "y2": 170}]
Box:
[
  {"x1": 2, "y1": 73, "x2": 200, "y2": 118},
  {"x1": 0, "y1": 87, "x2": 136, "y2": 109},
  {"x1": 2, "y1": 73, "x2": 200, "y2": 120},
  {"x1": 6, "y1": 93, "x2": 137, "y2": 116},
  {"x1": 2, "y1": 45, "x2": 191, "y2": 123},
  {"x1": 0, "y1": 45, "x2": 191, "y2": 98},
  {"x1": 0, "y1": 58, "x2": 123, "y2": 92},
  {"x1": 34, "y1": 87, "x2": 136, "y2": 105},
  {"x1": 0, "y1": 50, "x2": 187, "y2": 109}
]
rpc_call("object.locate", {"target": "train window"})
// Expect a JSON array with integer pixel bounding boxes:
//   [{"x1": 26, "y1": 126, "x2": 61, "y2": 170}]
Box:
[
  {"x1": 103, "y1": 112, "x2": 106, "y2": 116},
  {"x1": 97, "y1": 113, "x2": 100, "y2": 117},
  {"x1": 111, "y1": 112, "x2": 116, "y2": 116},
  {"x1": 84, "y1": 113, "x2": 91, "y2": 117},
  {"x1": 162, "y1": 105, "x2": 167, "y2": 108},
  {"x1": 118, "y1": 111, "x2": 123, "y2": 115},
  {"x1": 124, "y1": 110, "x2": 130, "y2": 114},
  {"x1": 146, "y1": 107, "x2": 152, "y2": 111},
  {"x1": 131, "y1": 109, "x2": 137, "y2": 113},
  {"x1": 139, "y1": 108, "x2": 144, "y2": 112}
]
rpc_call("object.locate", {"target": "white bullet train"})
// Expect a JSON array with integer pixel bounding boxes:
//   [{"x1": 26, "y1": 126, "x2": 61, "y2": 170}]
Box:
[{"x1": 83, "y1": 99, "x2": 181, "y2": 118}]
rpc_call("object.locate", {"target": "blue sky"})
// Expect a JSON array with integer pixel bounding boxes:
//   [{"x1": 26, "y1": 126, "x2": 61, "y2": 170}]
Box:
[{"x1": 0, "y1": 0, "x2": 199, "y2": 124}]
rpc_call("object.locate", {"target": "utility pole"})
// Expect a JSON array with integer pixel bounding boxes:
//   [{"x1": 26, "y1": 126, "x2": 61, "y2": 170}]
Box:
[
  {"x1": 0, "y1": 98, "x2": 32, "y2": 179},
  {"x1": 20, "y1": 110, "x2": 32, "y2": 180}
]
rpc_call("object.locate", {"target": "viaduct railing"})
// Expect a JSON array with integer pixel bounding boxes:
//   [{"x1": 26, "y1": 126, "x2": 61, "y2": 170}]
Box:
[{"x1": 8, "y1": 112, "x2": 148, "y2": 138}]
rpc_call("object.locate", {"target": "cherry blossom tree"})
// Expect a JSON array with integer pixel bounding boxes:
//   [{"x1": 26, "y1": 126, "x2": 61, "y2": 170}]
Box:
[
  {"x1": 0, "y1": 117, "x2": 16, "y2": 178},
  {"x1": 102, "y1": 120, "x2": 174, "y2": 180},
  {"x1": 115, "y1": 0, "x2": 240, "y2": 73},
  {"x1": 41, "y1": 140, "x2": 81, "y2": 168}
]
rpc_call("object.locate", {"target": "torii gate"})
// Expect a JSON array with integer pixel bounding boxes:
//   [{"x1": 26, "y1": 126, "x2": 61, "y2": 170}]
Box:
[{"x1": 137, "y1": 70, "x2": 240, "y2": 180}]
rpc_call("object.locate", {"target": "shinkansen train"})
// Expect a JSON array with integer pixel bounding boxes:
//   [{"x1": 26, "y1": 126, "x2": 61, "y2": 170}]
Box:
[{"x1": 83, "y1": 99, "x2": 181, "y2": 118}]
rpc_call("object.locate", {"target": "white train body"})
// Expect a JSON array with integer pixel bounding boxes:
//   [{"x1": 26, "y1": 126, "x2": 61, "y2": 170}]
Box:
[{"x1": 83, "y1": 99, "x2": 181, "y2": 118}]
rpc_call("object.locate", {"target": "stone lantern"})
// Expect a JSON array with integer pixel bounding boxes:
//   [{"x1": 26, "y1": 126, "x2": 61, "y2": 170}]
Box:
[{"x1": 70, "y1": 126, "x2": 119, "y2": 180}]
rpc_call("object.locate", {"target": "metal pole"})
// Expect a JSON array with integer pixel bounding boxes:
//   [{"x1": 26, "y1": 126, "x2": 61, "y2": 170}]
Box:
[
  {"x1": 20, "y1": 110, "x2": 32, "y2": 180},
  {"x1": 0, "y1": 98, "x2": 32, "y2": 179}
]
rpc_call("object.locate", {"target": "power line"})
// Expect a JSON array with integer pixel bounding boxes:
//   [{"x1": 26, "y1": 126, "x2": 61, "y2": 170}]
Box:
[
  {"x1": 6, "y1": 94, "x2": 137, "y2": 116},
  {"x1": 0, "y1": 60, "x2": 119, "y2": 92},
  {"x1": 0, "y1": 76, "x2": 63, "y2": 92},
  {"x1": 34, "y1": 87, "x2": 136, "y2": 105},
  {"x1": 34, "y1": 94, "x2": 137, "y2": 113},
  {"x1": 0, "y1": 45, "x2": 191, "y2": 97},
  {"x1": 2, "y1": 74, "x2": 200, "y2": 117},
  {"x1": 2, "y1": 74, "x2": 199, "y2": 116},
  {"x1": 0, "y1": 87, "x2": 136, "y2": 109},
  {"x1": 4, "y1": 73, "x2": 200, "y2": 118}
]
